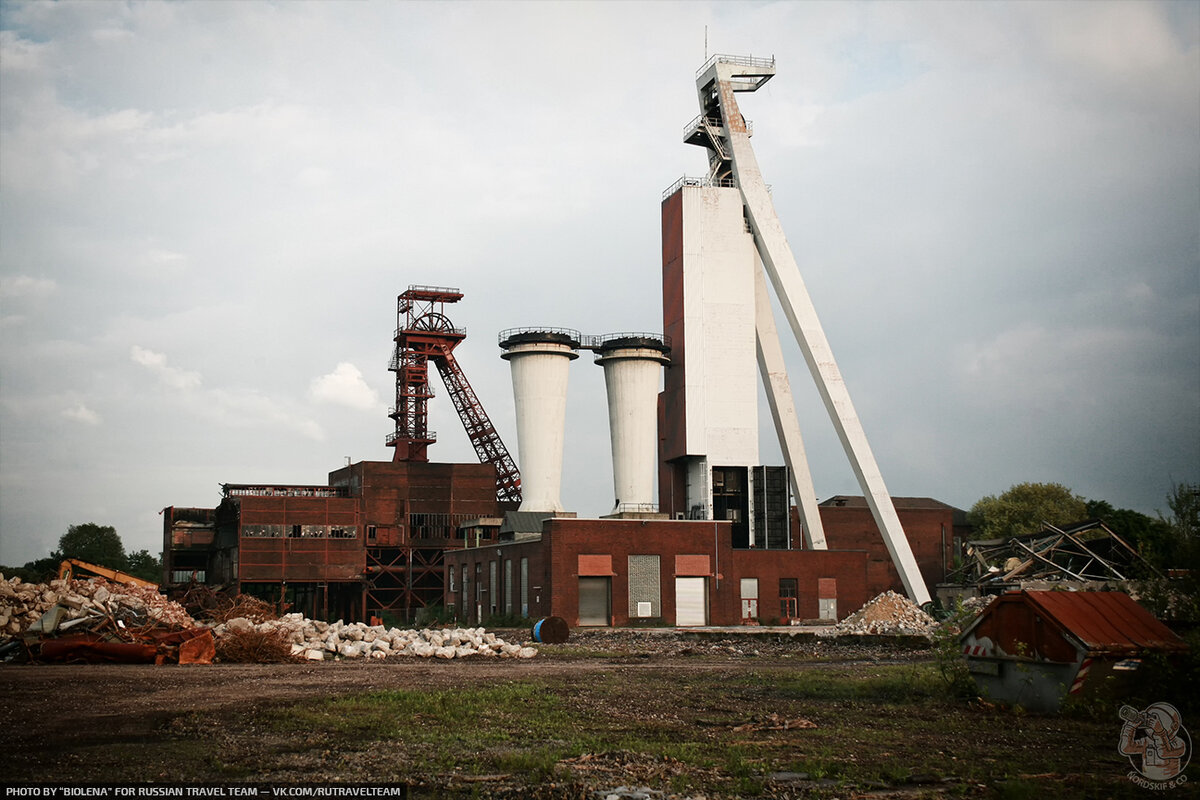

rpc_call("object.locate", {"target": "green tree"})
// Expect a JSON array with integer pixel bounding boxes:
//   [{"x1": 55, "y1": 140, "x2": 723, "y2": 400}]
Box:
[
  {"x1": 968, "y1": 482, "x2": 1088, "y2": 540},
  {"x1": 1085, "y1": 498, "x2": 1173, "y2": 569},
  {"x1": 58, "y1": 523, "x2": 127, "y2": 570},
  {"x1": 126, "y1": 549, "x2": 163, "y2": 583},
  {"x1": 1136, "y1": 482, "x2": 1200, "y2": 623},
  {"x1": 1163, "y1": 481, "x2": 1199, "y2": 542}
]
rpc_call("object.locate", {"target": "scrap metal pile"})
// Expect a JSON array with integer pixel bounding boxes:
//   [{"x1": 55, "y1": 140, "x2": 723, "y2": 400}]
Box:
[
  {"x1": 944, "y1": 519, "x2": 1159, "y2": 589},
  {"x1": 1, "y1": 573, "x2": 537, "y2": 664}
]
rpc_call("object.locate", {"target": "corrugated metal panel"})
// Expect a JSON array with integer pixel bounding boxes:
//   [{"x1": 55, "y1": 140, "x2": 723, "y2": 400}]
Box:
[{"x1": 1025, "y1": 591, "x2": 1187, "y2": 655}]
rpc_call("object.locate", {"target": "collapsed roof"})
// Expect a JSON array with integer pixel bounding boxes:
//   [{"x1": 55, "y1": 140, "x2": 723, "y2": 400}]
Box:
[{"x1": 944, "y1": 519, "x2": 1161, "y2": 588}]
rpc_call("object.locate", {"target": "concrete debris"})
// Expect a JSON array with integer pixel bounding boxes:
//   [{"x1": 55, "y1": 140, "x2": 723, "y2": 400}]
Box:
[
  {"x1": 0, "y1": 572, "x2": 197, "y2": 637},
  {"x1": 2, "y1": 573, "x2": 536, "y2": 663},
  {"x1": 597, "y1": 788, "x2": 664, "y2": 800},
  {"x1": 0, "y1": 572, "x2": 209, "y2": 664},
  {"x1": 821, "y1": 591, "x2": 938, "y2": 637},
  {"x1": 213, "y1": 613, "x2": 538, "y2": 661}
]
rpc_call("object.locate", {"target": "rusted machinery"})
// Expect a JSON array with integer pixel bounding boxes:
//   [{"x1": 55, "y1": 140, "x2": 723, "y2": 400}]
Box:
[{"x1": 58, "y1": 558, "x2": 158, "y2": 589}]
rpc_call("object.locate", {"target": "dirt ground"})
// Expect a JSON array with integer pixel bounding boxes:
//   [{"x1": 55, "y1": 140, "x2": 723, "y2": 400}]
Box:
[{"x1": 0, "y1": 631, "x2": 1155, "y2": 798}]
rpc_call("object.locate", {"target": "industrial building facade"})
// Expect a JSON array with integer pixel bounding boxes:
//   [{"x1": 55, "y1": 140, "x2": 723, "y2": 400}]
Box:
[
  {"x1": 443, "y1": 500, "x2": 962, "y2": 628},
  {"x1": 443, "y1": 518, "x2": 869, "y2": 628},
  {"x1": 163, "y1": 55, "x2": 961, "y2": 627},
  {"x1": 163, "y1": 460, "x2": 505, "y2": 622}
]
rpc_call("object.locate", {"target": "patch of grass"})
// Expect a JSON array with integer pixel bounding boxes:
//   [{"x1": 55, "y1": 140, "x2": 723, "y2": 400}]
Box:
[
  {"x1": 46, "y1": 658, "x2": 1146, "y2": 797},
  {"x1": 743, "y1": 662, "x2": 946, "y2": 703}
]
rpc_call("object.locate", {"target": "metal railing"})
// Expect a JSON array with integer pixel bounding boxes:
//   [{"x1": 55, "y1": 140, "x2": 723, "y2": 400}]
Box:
[
  {"x1": 394, "y1": 324, "x2": 466, "y2": 340},
  {"x1": 581, "y1": 332, "x2": 671, "y2": 351},
  {"x1": 222, "y1": 484, "x2": 349, "y2": 498},
  {"x1": 385, "y1": 430, "x2": 436, "y2": 445},
  {"x1": 696, "y1": 53, "x2": 776, "y2": 79},
  {"x1": 682, "y1": 114, "x2": 723, "y2": 139},
  {"x1": 497, "y1": 327, "x2": 583, "y2": 347},
  {"x1": 402, "y1": 284, "x2": 461, "y2": 296},
  {"x1": 661, "y1": 175, "x2": 737, "y2": 200},
  {"x1": 615, "y1": 503, "x2": 660, "y2": 514}
]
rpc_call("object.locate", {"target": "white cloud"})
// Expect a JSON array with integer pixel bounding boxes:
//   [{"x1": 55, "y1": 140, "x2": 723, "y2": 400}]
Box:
[
  {"x1": 203, "y1": 388, "x2": 326, "y2": 442},
  {"x1": 130, "y1": 345, "x2": 202, "y2": 390},
  {"x1": 309, "y1": 363, "x2": 381, "y2": 411},
  {"x1": 61, "y1": 403, "x2": 101, "y2": 425},
  {"x1": 0, "y1": 275, "x2": 57, "y2": 298}
]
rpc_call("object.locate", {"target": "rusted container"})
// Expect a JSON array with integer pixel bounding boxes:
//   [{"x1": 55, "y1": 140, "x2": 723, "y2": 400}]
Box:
[{"x1": 959, "y1": 590, "x2": 1187, "y2": 712}]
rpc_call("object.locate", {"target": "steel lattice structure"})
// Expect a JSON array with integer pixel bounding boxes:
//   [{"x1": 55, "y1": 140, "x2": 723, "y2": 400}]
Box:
[{"x1": 387, "y1": 285, "x2": 522, "y2": 503}]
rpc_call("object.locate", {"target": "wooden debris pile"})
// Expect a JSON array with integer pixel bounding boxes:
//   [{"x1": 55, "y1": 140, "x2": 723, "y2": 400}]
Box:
[
  {"x1": 215, "y1": 624, "x2": 295, "y2": 663},
  {"x1": 212, "y1": 614, "x2": 538, "y2": 660},
  {"x1": 175, "y1": 584, "x2": 280, "y2": 624},
  {"x1": 822, "y1": 590, "x2": 937, "y2": 637}
]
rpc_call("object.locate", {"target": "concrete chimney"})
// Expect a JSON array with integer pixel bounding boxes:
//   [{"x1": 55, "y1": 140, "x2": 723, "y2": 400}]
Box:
[
  {"x1": 593, "y1": 335, "x2": 670, "y2": 513},
  {"x1": 499, "y1": 328, "x2": 581, "y2": 513}
]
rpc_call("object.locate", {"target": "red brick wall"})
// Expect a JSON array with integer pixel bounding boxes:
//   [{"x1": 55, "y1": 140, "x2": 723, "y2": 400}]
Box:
[
  {"x1": 729, "y1": 550, "x2": 869, "y2": 623},
  {"x1": 818, "y1": 505, "x2": 955, "y2": 599},
  {"x1": 443, "y1": 537, "x2": 549, "y2": 625},
  {"x1": 445, "y1": 518, "x2": 872, "y2": 627},
  {"x1": 659, "y1": 190, "x2": 687, "y2": 465}
]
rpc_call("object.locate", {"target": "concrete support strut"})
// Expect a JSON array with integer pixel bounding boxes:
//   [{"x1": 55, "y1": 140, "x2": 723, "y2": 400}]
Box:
[
  {"x1": 754, "y1": 262, "x2": 827, "y2": 550},
  {"x1": 700, "y1": 56, "x2": 930, "y2": 605}
]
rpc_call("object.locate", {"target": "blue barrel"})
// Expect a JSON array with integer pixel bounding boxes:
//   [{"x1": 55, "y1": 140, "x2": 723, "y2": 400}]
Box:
[{"x1": 532, "y1": 616, "x2": 569, "y2": 643}]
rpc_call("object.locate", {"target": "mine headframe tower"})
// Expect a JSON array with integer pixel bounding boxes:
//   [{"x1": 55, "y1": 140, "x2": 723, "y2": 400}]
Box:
[
  {"x1": 387, "y1": 285, "x2": 522, "y2": 504},
  {"x1": 680, "y1": 55, "x2": 931, "y2": 605}
]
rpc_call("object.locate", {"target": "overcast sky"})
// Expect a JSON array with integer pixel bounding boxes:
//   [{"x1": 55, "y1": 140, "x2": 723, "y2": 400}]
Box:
[{"x1": 1, "y1": 1, "x2": 1197, "y2": 566}]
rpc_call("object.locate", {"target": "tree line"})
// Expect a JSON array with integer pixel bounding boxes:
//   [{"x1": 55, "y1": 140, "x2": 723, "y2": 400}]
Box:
[
  {"x1": 967, "y1": 480, "x2": 1199, "y2": 572},
  {"x1": 1, "y1": 523, "x2": 162, "y2": 584}
]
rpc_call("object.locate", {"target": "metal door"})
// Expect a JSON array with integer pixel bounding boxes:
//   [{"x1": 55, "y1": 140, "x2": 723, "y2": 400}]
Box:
[
  {"x1": 740, "y1": 577, "x2": 759, "y2": 623},
  {"x1": 578, "y1": 577, "x2": 611, "y2": 626},
  {"x1": 819, "y1": 598, "x2": 837, "y2": 620},
  {"x1": 675, "y1": 577, "x2": 707, "y2": 626}
]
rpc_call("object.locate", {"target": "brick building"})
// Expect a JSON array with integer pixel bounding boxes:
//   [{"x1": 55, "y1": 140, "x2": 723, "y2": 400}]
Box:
[
  {"x1": 162, "y1": 459, "x2": 506, "y2": 622},
  {"x1": 816, "y1": 496, "x2": 970, "y2": 600},
  {"x1": 444, "y1": 516, "x2": 869, "y2": 628}
]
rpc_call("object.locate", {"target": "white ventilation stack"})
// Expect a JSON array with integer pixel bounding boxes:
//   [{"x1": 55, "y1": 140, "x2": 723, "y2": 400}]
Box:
[
  {"x1": 499, "y1": 328, "x2": 580, "y2": 513},
  {"x1": 593, "y1": 334, "x2": 670, "y2": 514}
]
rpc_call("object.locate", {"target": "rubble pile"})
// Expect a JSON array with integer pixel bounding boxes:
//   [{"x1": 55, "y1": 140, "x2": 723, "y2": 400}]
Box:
[
  {"x1": 1, "y1": 572, "x2": 211, "y2": 664},
  {"x1": 0, "y1": 573, "x2": 196, "y2": 635},
  {"x1": 3, "y1": 574, "x2": 535, "y2": 663},
  {"x1": 822, "y1": 591, "x2": 937, "y2": 637},
  {"x1": 212, "y1": 614, "x2": 539, "y2": 660}
]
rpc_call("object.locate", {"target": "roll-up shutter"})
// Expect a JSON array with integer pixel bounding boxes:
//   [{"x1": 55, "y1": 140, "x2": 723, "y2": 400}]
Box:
[
  {"x1": 578, "y1": 577, "x2": 611, "y2": 626},
  {"x1": 675, "y1": 577, "x2": 707, "y2": 626}
]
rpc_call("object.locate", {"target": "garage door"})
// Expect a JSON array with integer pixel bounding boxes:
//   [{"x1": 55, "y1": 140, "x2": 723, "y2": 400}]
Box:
[
  {"x1": 578, "y1": 577, "x2": 611, "y2": 626},
  {"x1": 675, "y1": 577, "x2": 707, "y2": 627}
]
